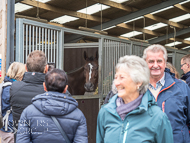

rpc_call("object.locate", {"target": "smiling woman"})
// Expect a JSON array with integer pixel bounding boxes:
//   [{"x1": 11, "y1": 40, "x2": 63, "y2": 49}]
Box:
[{"x1": 96, "y1": 55, "x2": 173, "y2": 143}]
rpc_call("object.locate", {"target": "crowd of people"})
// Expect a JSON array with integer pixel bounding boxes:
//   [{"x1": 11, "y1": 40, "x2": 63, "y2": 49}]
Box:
[{"x1": 0, "y1": 44, "x2": 190, "y2": 143}]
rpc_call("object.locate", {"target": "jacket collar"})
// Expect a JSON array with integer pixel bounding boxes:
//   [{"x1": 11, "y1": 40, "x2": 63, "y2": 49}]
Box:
[
  {"x1": 4, "y1": 76, "x2": 15, "y2": 83},
  {"x1": 160, "y1": 71, "x2": 175, "y2": 91},
  {"x1": 104, "y1": 91, "x2": 155, "y2": 117},
  {"x1": 22, "y1": 72, "x2": 45, "y2": 83},
  {"x1": 181, "y1": 71, "x2": 190, "y2": 80}
]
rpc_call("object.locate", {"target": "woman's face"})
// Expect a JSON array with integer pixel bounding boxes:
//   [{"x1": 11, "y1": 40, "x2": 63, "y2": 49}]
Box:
[{"x1": 114, "y1": 68, "x2": 139, "y2": 99}]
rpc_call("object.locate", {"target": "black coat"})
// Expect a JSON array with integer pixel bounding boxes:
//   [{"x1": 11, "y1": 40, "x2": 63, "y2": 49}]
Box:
[
  {"x1": 10, "y1": 72, "x2": 45, "y2": 129},
  {"x1": 104, "y1": 91, "x2": 115, "y2": 104},
  {"x1": 181, "y1": 71, "x2": 190, "y2": 88}
]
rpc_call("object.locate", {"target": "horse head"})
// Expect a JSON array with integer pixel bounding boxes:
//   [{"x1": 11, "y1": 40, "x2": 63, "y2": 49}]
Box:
[{"x1": 83, "y1": 51, "x2": 98, "y2": 92}]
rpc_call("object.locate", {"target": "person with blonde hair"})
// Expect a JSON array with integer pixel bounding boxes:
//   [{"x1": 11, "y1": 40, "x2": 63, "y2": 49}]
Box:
[
  {"x1": 0, "y1": 62, "x2": 25, "y2": 143},
  {"x1": 181, "y1": 54, "x2": 190, "y2": 87},
  {"x1": 166, "y1": 62, "x2": 179, "y2": 79}
]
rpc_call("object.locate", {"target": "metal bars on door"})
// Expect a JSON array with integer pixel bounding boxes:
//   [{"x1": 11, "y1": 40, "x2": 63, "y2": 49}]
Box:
[
  {"x1": 16, "y1": 18, "x2": 63, "y2": 69},
  {"x1": 101, "y1": 39, "x2": 131, "y2": 96}
]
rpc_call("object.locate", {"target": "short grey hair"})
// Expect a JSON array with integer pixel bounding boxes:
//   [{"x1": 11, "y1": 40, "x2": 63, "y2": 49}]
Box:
[
  {"x1": 116, "y1": 55, "x2": 150, "y2": 95},
  {"x1": 142, "y1": 44, "x2": 167, "y2": 62}
]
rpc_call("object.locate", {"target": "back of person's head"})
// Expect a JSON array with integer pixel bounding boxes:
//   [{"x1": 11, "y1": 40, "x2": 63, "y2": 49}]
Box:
[
  {"x1": 26, "y1": 50, "x2": 47, "y2": 73},
  {"x1": 116, "y1": 55, "x2": 150, "y2": 95},
  {"x1": 45, "y1": 69, "x2": 68, "y2": 93},
  {"x1": 143, "y1": 44, "x2": 167, "y2": 62},
  {"x1": 181, "y1": 54, "x2": 190, "y2": 64},
  {"x1": 166, "y1": 62, "x2": 179, "y2": 79},
  {"x1": 7, "y1": 62, "x2": 26, "y2": 81}
]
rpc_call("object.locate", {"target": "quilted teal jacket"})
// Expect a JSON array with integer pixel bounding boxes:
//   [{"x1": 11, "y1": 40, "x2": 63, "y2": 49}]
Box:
[{"x1": 96, "y1": 91, "x2": 173, "y2": 143}]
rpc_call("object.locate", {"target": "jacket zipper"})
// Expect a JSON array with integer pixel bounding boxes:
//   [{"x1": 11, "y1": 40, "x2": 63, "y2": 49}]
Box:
[{"x1": 122, "y1": 122, "x2": 129, "y2": 143}]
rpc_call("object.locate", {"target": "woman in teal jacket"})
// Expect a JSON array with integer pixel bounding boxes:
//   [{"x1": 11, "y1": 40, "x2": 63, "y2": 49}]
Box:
[{"x1": 96, "y1": 55, "x2": 173, "y2": 143}]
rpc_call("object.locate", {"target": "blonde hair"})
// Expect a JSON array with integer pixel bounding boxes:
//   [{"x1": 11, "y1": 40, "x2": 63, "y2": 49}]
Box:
[
  {"x1": 166, "y1": 62, "x2": 179, "y2": 79},
  {"x1": 7, "y1": 62, "x2": 26, "y2": 81}
]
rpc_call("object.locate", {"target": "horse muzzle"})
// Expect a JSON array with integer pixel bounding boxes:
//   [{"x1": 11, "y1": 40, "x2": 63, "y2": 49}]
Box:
[{"x1": 84, "y1": 83, "x2": 95, "y2": 92}]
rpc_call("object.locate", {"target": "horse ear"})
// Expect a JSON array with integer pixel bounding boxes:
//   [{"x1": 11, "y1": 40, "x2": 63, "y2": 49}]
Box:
[
  {"x1": 84, "y1": 51, "x2": 88, "y2": 60},
  {"x1": 95, "y1": 51, "x2": 98, "y2": 60}
]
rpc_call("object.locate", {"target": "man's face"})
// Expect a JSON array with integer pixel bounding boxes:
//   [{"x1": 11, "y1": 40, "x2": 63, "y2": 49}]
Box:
[
  {"x1": 146, "y1": 50, "x2": 166, "y2": 80},
  {"x1": 181, "y1": 59, "x2": 189, "y2": 74}
]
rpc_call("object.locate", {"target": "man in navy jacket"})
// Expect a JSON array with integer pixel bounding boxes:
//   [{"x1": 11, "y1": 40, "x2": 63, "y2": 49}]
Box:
[
  {"x1": 181, "y1": 54, "x2": 190, "y2": 87},
  {"x1": 143, "y1": 44, "x2": 190, "y2": 143},
  {"x1": 16, "y1": 69, "x2": 88, "y2": 143}
]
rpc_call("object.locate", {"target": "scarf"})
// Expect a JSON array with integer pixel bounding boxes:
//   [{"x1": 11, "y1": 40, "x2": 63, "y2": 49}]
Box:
[{"x1": 116, "y1": 94, "x2": 143, "y2": 120}]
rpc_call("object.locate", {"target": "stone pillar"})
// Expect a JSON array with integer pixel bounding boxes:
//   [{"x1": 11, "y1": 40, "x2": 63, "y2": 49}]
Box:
[{"x1": 0, "y1": 0, "x2": 7, "y2": 82}]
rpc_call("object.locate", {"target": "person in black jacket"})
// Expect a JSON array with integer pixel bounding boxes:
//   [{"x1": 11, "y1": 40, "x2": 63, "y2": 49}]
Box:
[
  {"x1": 10, "y1": 50, "x2": 48, "y2": 134},
  {"x1": 104, "y1": 81, "x2": 117, "y2": 104},
  {"x1": 181, "y1": 54, "x2": 190, "y2": 87}
]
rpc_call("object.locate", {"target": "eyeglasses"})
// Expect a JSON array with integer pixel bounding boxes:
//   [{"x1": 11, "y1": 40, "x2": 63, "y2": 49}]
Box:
[{"x1": 181, "y1": 63, "x2": 187, "y2": 67}]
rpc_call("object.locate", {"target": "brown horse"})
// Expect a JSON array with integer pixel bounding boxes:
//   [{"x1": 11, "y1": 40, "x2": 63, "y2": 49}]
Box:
[{"x1": 67, "y1": 51, "x2": 98, "y2": 95}]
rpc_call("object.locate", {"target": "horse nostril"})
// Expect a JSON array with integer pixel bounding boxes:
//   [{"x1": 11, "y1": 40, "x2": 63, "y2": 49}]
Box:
[
  {"x1": 89, "y1": 83, "x2": 93, "y2": 87},
  {"x1": 84, "y1": 83, "x2": 94, "y2": 91}
]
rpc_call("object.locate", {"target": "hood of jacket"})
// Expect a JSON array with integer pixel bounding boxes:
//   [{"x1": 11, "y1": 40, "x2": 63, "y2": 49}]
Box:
[
  {"x1": 160, "y1": 70, "x2": 176, "y2": 91},
  {"x1": 22, "y1": 72, "x2": 45, "y2": 84},
  {"x1": 32, "y1": 91, "x2": 78, "y2": 116},
  {"x1": 104, "y1": 90, "x2": 156, "y2": 117}
]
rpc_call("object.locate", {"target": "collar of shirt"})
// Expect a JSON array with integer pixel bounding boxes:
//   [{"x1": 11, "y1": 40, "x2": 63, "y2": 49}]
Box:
[{"x1": 149, "y1": 73, "x2": 165, "y2": 90}]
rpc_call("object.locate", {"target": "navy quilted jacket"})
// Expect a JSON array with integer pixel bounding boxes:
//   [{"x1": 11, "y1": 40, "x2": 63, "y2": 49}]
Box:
[
  {"x1": 16, "y1": 91, "x2": 88, "y2": 143},
  {"x1": 152, "y1": 70, "x2": 190, "y2": 143}
]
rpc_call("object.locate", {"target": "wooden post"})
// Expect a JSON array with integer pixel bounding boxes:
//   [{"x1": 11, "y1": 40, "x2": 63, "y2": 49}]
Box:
[{"x1": 0, "y1": 0, "x2": 7, "y2": 83}]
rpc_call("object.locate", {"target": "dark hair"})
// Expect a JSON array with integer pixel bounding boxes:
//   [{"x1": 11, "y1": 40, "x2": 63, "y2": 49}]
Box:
[
  {"x1": 45, "y1": 69, "x2": 68, "y2": 93},
  {"x1": 26, "y1": 50, "x2": 47, "y2": 73}
]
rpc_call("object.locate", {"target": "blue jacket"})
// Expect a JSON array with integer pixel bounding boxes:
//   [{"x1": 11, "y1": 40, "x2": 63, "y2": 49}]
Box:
[
  {"x1": 181, "y1": 71, "x2": 190, "y2": 88},
  {"x1": 0, "y1": 76, "x2": 15, "y2": 133},
  {"x1": 16, "y1": 91, "x2": 88, "y2": 143},
  {"x1": 152, "y1": 71, "x2": 190, "y2": 143},
  {"x1": 96, "y1": 91, "x2": 173, "y2": 143}
]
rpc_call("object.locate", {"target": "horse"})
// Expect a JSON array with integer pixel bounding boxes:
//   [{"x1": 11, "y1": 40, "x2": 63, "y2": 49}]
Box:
[{"x1": 67, "y1": 51, "x2": 99, "y2": 95}]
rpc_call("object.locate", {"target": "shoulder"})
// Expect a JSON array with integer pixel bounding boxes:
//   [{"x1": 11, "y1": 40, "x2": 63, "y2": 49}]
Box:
[
  {"x1": 20, "y1": 104, "x2": 37, "y2": 119},
  {"x1": 10, "y1": 81, "x2": 25, "y2": 94},
  {"x1": 70, "y1": 108, "x2": 87, "y2": 122},
  {"x1": 22, "y1": 104, "x2": 36, "y2": 113},
  {"x1": 98, "y1": 103, "x2": 113, "y2": 118},
  {"x1": 185, "y1": 75, "x2": 190, "y2": 83},
  {"x1": 3, "y1": 84, "x2": 11, "y2": 92},
  {"x1": 165, "y1": 73, "x2": 190, "y2": 94},
  {"x1": 173, "y1": 78, "x2": 190, "y2": 93}
]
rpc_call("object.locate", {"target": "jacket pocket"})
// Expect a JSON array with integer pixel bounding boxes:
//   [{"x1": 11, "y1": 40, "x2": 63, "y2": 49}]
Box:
[{"x1": 173, "y1": 130, "x2": 185, "y2": 143}]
